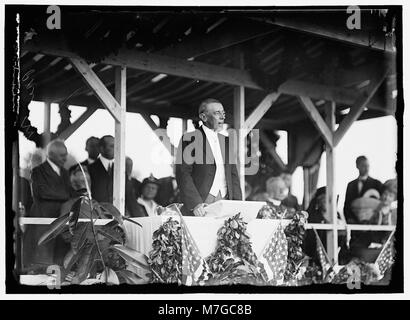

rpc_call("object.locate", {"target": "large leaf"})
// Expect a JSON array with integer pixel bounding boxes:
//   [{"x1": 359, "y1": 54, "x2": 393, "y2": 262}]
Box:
[
  {"x1": 123, "y1": 216, "x2": 142, "y2": 228},
  {"x1": 116, "y1": 269, "x2": 148, "y2": 285},
  {"x1": 60, "y1": 197, "x2": 81, "y2": 216},
  {"x1": 99, "y1": 202, "x2": 123, "y2": 224},
  {"x1": 97, "y1": 228, "x2": 123, "y2": 244},
  {"x1": 38, "y1": 212, "x2": 70, "y2": 246},
  {"x1": 100, "y1": 267, "x2": 120, "y2": 285},
  {"x1": 71, "y1": 222, "x2": 91, "y2": 253},
  {"x1": 72, "y1": 244, "x2": 97, "y2": 284},
  {"x1": 110, "y1": 245, "x2": 150, "y2": 271},
  {"x1": 69, "y1": 197, "x2": 83, "y2": 235}
]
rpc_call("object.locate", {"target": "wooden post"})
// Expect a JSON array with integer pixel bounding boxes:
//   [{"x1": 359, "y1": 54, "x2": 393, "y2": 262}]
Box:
[
  {"x1": 303, "y1": 167, "x2": 310, "y2": 210},
  {"x1": 233, "y1": 51, "x2": 246, "y2": 199},
  {"x1": 43, "y1": 101, "x2": 51, "y2": 146},
  {"x1": 325, "y1": 101, "x2": 338, "y2": 264},
  {"x1": 113, "y1": 66, "x2": 126, "y2": 214},
  {"x1": 233, "y1": 85, "x2": 245, "y2": 199},
  {"x1": 182, "y1": 119, "x2": 188, "y2": 134}
]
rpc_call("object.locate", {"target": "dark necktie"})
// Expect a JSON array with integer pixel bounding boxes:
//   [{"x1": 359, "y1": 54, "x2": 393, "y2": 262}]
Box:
[{"x1": 108, "y1": 162, "x2": 114, "y2": 178}]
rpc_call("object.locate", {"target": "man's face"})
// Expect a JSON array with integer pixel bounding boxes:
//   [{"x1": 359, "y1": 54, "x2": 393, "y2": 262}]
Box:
[
  {"x1": 381, "y1": 190, "x2": 395, "y2": 206},
  {"x1": 201, "y1": 102, "x2": 225, "y2": 131},
  {"x1": 100, "y1": 137, "x2": 115, "y2": 160},
  {"x1": 49, "y1": 145, "x2": 68, "y2": 168},
  {"x1": 142, "y1": 183, "x2": 159, "y2": 200},
  {"x1": 357, "y1": 159, "x2": 369, "y2": 177},
  {"x1": 86, "y1": 139, "x2": 100, "y2": 160}
]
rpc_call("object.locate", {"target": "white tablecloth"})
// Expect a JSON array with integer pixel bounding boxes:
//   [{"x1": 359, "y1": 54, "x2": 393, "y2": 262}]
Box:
[{"x1": 124, "y1": 215, "x2": 290, "y2": 259}]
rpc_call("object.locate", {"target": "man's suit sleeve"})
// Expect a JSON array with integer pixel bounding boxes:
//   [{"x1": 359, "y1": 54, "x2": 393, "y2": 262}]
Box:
[
  {"x1": 230, "y1": 163, "x2": 243, "y2": 200},
  {"x1": 31, "y1": 167, "x2": 70, "y2": 201},
  {"x1": 175, "y1": 136, "x2": 203, "y2": 211},
  {"x1": 343, "y1": 182, "x2": 356, "y2": 223}
]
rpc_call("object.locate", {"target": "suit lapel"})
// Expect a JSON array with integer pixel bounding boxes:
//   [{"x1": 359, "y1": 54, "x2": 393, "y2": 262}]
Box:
[{"x1": 43, "y1": 161, "x2": 61, "y2": 180}]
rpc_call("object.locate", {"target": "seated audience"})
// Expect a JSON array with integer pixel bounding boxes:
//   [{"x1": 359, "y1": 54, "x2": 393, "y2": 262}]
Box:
[
  {"x1": 257, "y1": 176, "x2": 294, "y2": 219},
  {"x1": 348, "y1": 179, "x2": 397, "y2": 262},
  {"x1": 129, "y1": 174, "x2": 160, "y2": 217},
  {"x1": 23, "y1": 140, "x2": 73, "y2": 272},
  {"x1": 281, "y1": 170, "x2": 301, "y2": 211},
  {"x1": 304, "y1": 187, "x2": 349, "y2": 264}
]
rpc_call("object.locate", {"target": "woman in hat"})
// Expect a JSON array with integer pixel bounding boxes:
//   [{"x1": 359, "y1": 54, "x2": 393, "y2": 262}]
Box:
[{"x1": 131, "y1": 174, "x2": 160, "y2": 217}]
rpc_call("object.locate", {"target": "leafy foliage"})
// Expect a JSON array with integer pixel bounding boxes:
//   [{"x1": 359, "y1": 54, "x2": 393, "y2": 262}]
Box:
[
  {"x1": 203, "y1": 213, "x2": 267, "y2": 285},
  {"x1": 148, "y1": 218, "x2": 182, "y2": 284},
  {"x1": 39, "y1": 193, "x2": 149, "y2": 285},
  {"x1": 283, "y1": 211, "x2": 309, "y2": 281}
]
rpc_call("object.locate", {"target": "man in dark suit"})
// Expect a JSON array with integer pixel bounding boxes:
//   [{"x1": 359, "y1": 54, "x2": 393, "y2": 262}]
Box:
[
  {"x1": 88, "y1": 135, "x2": 115, "y2": 203},
  {"x1": 69, "y1": 136, "x2": 100, "y2": 174},
  {"x1": 88, "y1": 137, "x2": 140, "y2": 216},
  {"x1": 24, "y1": 140, "x2": 73, "y2": 271},
  {"x1": 176, "y1": 98, "x2": 242, "y2": 216},
  {"x1": 343, "y1": 156, "x2": 383, "y2": 223}
]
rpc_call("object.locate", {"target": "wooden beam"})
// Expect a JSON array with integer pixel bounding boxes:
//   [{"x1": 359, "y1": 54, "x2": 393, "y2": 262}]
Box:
[
  {"x1": 297, "y1": 96, "x2": 333, "y2": 147},
  {"x1": 325, "y1": 101, "x2": 338, "y2": 264},
  {"x1": 258, "y1": 15, "x2": 395, "y2": 53},
  {"x1": 156, "y1": 19, "x2": 277, "y2": 60},
  {"x1": 43, "y1": 101, "x2": 51, "y2": 146},
  {"x1": 260, "y1": 131, "x2": 287, "y2": 171},
  {"x1": 113, "y1": 66, "x2": 127, "y2": 214},
  {"x1": 244, "y1": 92, "x2": 281, "y2": 135},
  {"x1": 333, "y1": 69, "x2": 389, "y2": 146},
  {"x1": 140, "y1": 112, "x2": 175, "y2": 156},
  {"x1": 58, "y1": 107, "x2": 97, "y2": 140},
  {"x1": 70, "y1": 57, "x2": 121, "y2": 122},
  {"x1": 26, "y1": 38, "x2": 264, "y2": 91}
]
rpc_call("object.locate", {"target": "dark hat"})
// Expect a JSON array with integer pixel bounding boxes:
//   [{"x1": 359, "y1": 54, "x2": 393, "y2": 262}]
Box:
[{"x1": 141, "y1": 173, "x2": 160, "y2": 188}]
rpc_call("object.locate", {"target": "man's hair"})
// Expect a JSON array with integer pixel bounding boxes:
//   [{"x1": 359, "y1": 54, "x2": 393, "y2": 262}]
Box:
[
  {"x1": 99, "y1": 135, "x2": 114, "y2": 148},
  {"x1": 86, "y1": 136, "x2": 99, "y2": 146},
  {"x1": 198, "y1": 98, "x2": 222, "y2": 115},
  {"x1": 356, "y1": 155, "x2": 368, "y2": 165},
  {"x1": 46, "y1": 139, "x2": 67, "y2": 157}
]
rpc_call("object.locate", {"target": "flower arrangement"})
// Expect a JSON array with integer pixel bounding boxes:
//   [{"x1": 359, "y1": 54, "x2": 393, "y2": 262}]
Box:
[
  {"x1": 203, "y1": 213, "x2": 267, "y2": 285},
  {"x1": 148, "y1": 218, "x2": 182, "y2": 284}
]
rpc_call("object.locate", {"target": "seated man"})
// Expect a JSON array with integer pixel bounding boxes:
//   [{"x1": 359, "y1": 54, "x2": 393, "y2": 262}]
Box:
[
  {"x1": 129, "y1": 175, "x2": 161, "y2": 217},
  {"x1": 23, "y1": 140, "x2": 73, "y2": 272}
]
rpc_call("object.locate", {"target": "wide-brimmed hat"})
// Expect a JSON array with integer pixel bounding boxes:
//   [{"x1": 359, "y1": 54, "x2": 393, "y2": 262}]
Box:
[{"x1": 141, "y1": 173, "x2": 160, "y2": 188}]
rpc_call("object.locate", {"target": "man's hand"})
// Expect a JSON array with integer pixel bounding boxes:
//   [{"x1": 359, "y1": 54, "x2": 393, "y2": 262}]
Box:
[{"x1": 193, "y1": 203, "x2": 208, "y2": 217}]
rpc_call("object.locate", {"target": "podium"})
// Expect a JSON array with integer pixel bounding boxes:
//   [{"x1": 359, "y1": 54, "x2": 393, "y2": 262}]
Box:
[
  {"x1": 203, "y1": 200, "x2": 267, "y2": 222},
  {"x1": 125, "y1": 200, "x2": 291, "y2": 258}
]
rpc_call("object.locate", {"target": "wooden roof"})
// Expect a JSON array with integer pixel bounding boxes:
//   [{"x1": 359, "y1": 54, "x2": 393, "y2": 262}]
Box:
[{"x1": 21, "y1": 7, "x2": 398, "y2": 130}]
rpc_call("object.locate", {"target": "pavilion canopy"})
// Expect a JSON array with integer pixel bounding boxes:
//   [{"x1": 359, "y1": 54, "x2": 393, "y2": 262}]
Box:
[{"x1": 20, "y1": 7, "x2": 396, "y2": 132}]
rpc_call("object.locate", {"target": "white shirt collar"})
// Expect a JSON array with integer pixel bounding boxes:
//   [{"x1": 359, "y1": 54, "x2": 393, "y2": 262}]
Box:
[
  {"x1": 137, "y1": 197, "x2": 158, "y2": 217},
  {"x1": 99, "y1": 155, "x2": 114, "y2": 171},
  {"x1": 359, "y1": 175, "x2": 369, "y2": 181},
  {"x1": 47, "y1": 158, "x2": 61, "y2": 176},
  {"x1": 202, "y1": 124, "x2": 218, "y2": 137},
  {"x1": 268, "y1": 198, "x2": 282, "y2": 206}
]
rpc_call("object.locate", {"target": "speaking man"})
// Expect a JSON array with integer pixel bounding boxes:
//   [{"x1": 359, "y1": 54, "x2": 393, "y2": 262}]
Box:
[{"x1": 176, "y1": 98, "x2": 242, "y2": 216}]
